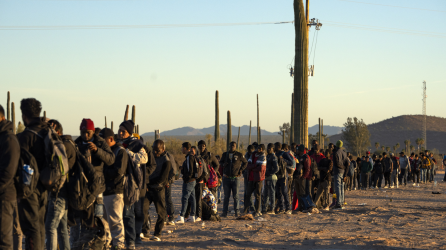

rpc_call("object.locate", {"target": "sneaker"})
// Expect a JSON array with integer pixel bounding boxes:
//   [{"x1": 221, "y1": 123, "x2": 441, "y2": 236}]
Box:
[
  {"x1": 221, "y1": 213, "x2": 227, "y2": 217},
  {"x1": 267, "y1": 210, "x2": 275, "y2": 215},
  {"x1": 390, "y1": 186, "x2": 394, "y2": 188},
  {"x1": 384, "y1": 186, "x2": 388, "y2": 189},
  {"x1": 135, "y1": 237, "x2": 143, "y2": 245},
  {"x1": 195, "y1": 217, "x2": 202, "y2": 222},
  {"x1": 412, "y1": 183, "x2": 416, "y2": 186},
  {"x1": 185, "y1": 216, "x2": 196, "y2": 223},
  {"x1": 150, "y1": 236, "x2": 161, "y2": 241},
  {"x1": 354, "y1": 188, "x2": 357, "y2": 190},
  {"x1": 166, "y1": 220, "x2": 175, "y2": 226},
  {"x1": 127, "y1": 243, "x2": 136, "y2": 250},
  {"x1": 285, "y1": 210, "x2": 292, "y2": 214},
  {"x1": 254, "y1": 212, "x2": 261, "y2": 217},
  {"x1": 174, "y1": 216, "x2": 184, "y2": 224},
  {"x1": 323, "y1": 207, "x2": 329, "y2": 211},
  {"x1": 140, "y1": 233, "x2": 150, "y2": 239}
]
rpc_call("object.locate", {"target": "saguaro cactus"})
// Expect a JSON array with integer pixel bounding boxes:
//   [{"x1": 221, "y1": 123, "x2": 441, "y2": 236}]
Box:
[
  {"x1": 237, "y1": 127, "x2": 241, "y2": 150},
  {"x1": 111, "y1": 121, "x2": 114, "y2": 132},
  {"x1": 11, "y1": 102, "x2": 15, "y2": 134},
  {"x1": 7, "y1": 91, "x2": 10, "y2": 121},
  {"x1": 43, "y1": 111, "x2": 46, "y2": 120},
  {"x1": 290, "y1": 93, "x2": 294, "y2": 143},
  {"x1": 132, "y1": 105, "x2": 136, "y2": 123},
  {"x1": 293, "y1": 0, "x2": 309, "y2": 147},
  {"x1": 259, "y1": 126, "x2": 262, "y2": 144},
  {"x1": 215, "y1": 91, "x2": 220, "y2": 142},
  {"x1": 124, "y1": 105, "x2": 129, "y2": 121},
  {"x1": 248, "y1": 120, "x2": 252, "y2": 145},
  {"x1": 227, "y1": 111, "x2": 232, "y2": 151},
  {"x1": 105, "y1": 116, "x2": 107, "y2": 128},
  {"x1": 257, "y1": 94, "x2": 260, "y2": 143}
]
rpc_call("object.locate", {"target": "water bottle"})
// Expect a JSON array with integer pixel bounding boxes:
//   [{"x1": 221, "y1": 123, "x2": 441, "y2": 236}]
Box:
[{"x1": 22, "y1": 165, "x2": 33, "y2": 186}]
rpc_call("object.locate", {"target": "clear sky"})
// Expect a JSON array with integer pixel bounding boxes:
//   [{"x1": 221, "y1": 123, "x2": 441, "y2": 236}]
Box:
[{"x1": 1, "y1": 0, "x2": 445, "y2": 135}]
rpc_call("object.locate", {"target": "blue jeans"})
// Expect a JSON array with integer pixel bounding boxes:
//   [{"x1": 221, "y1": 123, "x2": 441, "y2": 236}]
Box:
[
  {"x1": 45, "y1": 196, "x2": 69, "y2": 250},
  {"x1": 275, "y1": 177, "x2": 290, "y2": 211},
  {"x1": 420, "y1": 169, "x2": 427, "y2": 182},
  {"x1": 123, "y1": 197, "x2": 144, "y2": 245},
  {"x1": 222, "y1": 177, "x2": 240, "y2": 214},
  {"x1": 262, "y1": 179, "x2": 277, "y2": 211},
  {"x1": 430, "y1": 166, "x2": 435, "y2": 181},
  {"x1": 180, "y1": 181, "x2": 196, "y2": 217},
  {"x1": 217, "y1": 184, "x2": 223, "y2": 200},
  {"x1": 334, "y1": 174, "x2": 344, "y2": 207}
]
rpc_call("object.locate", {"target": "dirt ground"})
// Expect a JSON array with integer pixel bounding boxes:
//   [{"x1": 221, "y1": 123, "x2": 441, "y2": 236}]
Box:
[{"x1": 139, "y1": 171, "x2": 446, "y2": 249}]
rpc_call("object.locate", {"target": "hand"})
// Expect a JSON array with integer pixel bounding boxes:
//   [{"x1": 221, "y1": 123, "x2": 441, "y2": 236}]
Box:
[
  {"x1": 87, "y1": 142, "x2": 98, "y2": 153},
  {"x1": 343, "y1": 177, "x2": 347, "y2": 182}
]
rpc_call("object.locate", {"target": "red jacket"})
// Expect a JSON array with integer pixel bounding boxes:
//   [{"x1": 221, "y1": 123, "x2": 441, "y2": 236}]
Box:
[
  {"x1": 301, "y1": 154, "x2": 312, "y2": 180},
  {"x1": 246, "y1": 152, "x2": 266, "y2": 182},
  {"x1": 310, "y1": 153, "x2": 325, "y2": 164}
]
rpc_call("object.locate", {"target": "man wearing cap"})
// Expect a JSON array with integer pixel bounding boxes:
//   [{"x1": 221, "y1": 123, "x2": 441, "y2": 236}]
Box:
[
  {"x1": 390, "y1": 153, "x2": 400, "y2": 188},
  {"x1": 333, "y1": 140, "x2": 349, "y2": 209},
  {"x1": 72, "y1": 119, "x2": 115, "y2": 249},
  {"x1": 118, "y1": 120, "x2": 156, "y2": 248},
  {"x1": 101, "y1": 128, "x2": 128, "y2": 249},
  {"x1": 398, "y1": 151, "x2": 410, "y2": 186}
]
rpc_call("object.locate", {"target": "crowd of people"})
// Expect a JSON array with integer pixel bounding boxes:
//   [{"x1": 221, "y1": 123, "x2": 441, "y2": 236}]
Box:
[{"x1": 0, "y1": 98, "x2": 445, "y2": 250}]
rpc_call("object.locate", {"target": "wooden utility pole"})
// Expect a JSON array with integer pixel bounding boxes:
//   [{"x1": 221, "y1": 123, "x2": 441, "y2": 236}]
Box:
[
  {"x1": 124, "y1": 105, "x2": 129, "y2": 121},
  {"x1": 11, "y1": 102, "x2": 15, "y2": 134},
  {"x1": 111, "y1": 121, "x2": 114, "y2": 132},
  {"x1": 293, "y1": 0, "x2": 309, "y2": 148},
  {"x1": 290, "y1": 93, "x2": 294, "y2": 144},
  {"x1": 282, "y1": 129, "x2": 286, "y2": 144},
  {"x1": 318, "y1": 118, "x2": 321, "y2": 147},
  {"x1": 321, "y1": 119, "x2": 324, "y2": 149}
]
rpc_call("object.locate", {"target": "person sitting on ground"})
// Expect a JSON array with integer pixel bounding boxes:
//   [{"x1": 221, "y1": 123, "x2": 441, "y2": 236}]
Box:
[{"x1": 201, "y1": 184, "x2": 220, "y2": 221}]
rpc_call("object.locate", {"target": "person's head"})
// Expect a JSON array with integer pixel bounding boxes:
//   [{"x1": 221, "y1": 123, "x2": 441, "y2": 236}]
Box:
[
  {"x1": 274, "y1": 142, "x2": 282, "y2": 152},
  {"x1": 314, "y1": 145, "x2": 321, "y2": 154},
  {"x1": 153, "y1": 139, "x2": 165, "y2": 157},
  {"x1": 348, "y1": 155, "x2": 352, "y2": 160},
  {"x1": 347, "y1": 152, "x2": 351, "y2": 157},
  {"x1": 198, "y1": 140, "x2": 206, "y2": 153},
  {"x1": 20, "y1": 98, "x2": 42, "y2": 126},
  {"x1": 379, "y1": 155, "x2": 383, "y2": 160},
  {"x1": 48, "y1": 119, "x2": 63, "y2": 136},
  {"x1": 282, "y1": 144, "x2": 289, "y2": 151},
  {"x1": 372, "y1": 154, "x2": 377, "y2": 160},
  {"x1": 366, "y1": 151, "x2": 371, "y2": 157},
  {"x1": 297, "y1": 144, "x2": 305, "y2": 155},
  {"x1": 324, "y1": 149, "x2": 331, "y2": 159},
  {"x1": 99, "y1": 128, "x2": 115, "y2": 148},
  {"x1": 191, "y1": 146, "x2": 197, "y2": 155},
  {"x1": 252, "y1": 142, "x2": 259, "y2": 150},
  {"x1": 247, "y1": 145, "x2": 255, "y2": 154},
  {"x1": 425, "y1": 150, "x2": 429, "y2": 154},
  {"x1": 257, "y1": 144, "x2": 265, "y2": 153},
  {"x1": 119, "y1": 120, "x2": 134, "y2": 140},
  {"x1": 430, "y1": 152, "x2": 434, "y2": 157},
  {"x1": 399, "y1": 151, "x2": 405, "y2": 157},
  {"x1": 415, "y1": 154, "x2": 419, "y2": 159},
  {"x1": 95, "y1": 128, "x2": 101, "y2": 135},
  {"x1": 312, "y1": 140, "x2": 318, "y2": 148},
  {"x1": 291, "y1": 143, "x2": 297, "y2": 152},
  {"x1": 422, "y1": 153, "x2": 426, "y2": 159},
  {"x1": 182, "y1": 142, "x2": 191, "y2": 154},
  {"x1": 80, "y1": 118, "x2": 95, "y2": 142},
  {"x1": 328, "y1": 143, "x2": 334, "y2": 150},
  {"x1": 0, "y1": 105, "x2": 5, "y2": 122},
  {"x1": 390, "y1": 153, "x2": 394, "y2": 158},
  {"x1": 229, "y1": 141, "x2": 236, "y2": 152},
  {"x1": 215, "y1": 155, "x2": 221, "y2": 161},
  {"x1": 267, "y1": 143, "x2": 274, "y2": 154},
  {"x1": 336, "y1": 140, "x2": 343, "y2": 149},
  {"x1": 356, "y1": 157, "x2": 362, "y2": 163},
  {"x1": 383, "y1": 152, "x2": 387, "y2": 158},
  {"x1": 361, "y1": 156, "x2": 365, "y2": 161},
  {"x1": 411, "y1": 152, "x2": 415, "y2": 157}
]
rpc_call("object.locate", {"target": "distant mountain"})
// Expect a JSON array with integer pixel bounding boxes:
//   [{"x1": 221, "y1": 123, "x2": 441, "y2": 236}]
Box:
[
  {"x1": 142, "y1": 124, "x2": 342, "y2": 136},
  {"x1": 328, "y1": 115, "x2": 446, "y2": 153}
]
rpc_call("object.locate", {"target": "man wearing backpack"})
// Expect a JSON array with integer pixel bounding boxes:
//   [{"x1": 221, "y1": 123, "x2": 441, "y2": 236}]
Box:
[
  {"x1": 100, "y1": 128, "x2": 128, "y2": 250},
  {"x1": 16, "y1": 98, "x2": 49, "y2": 250},
  {"x1": 332, "y1": 140, "x2": 349, "y2": 209},
  {"x1": 117, "y1": 120, "x2": 152, "y2": 249},
  {"x1": 244, "y1": 144, "x2": 266, "y2": 217},
  {"x1": 274, "y1": 143, "x2": 295, "y2": 214},
  {"x1": 197, "y1": 140, "x2": 220, "y2": 199},
  {"x1": 44, "y1": 120, "x2": 76, "y2": 250},
  {"x1": 220, "y1": 141, "x2": 248, "y2": 217},
  {"x1": 398, "y1": 152, "x2": 411, "y2": 186},
  {"x1": 175, "y1": 142, "x2": 196, "y2": 224},
  {"x1": 146, "y1": 140, "x2": 172, "y2": 241},
  {"x1": 183, "y1": 146, "x2": 207, "y2": 222},
  {"x1": 0, "y1": 105, "x2": 20, "y2": 249}
]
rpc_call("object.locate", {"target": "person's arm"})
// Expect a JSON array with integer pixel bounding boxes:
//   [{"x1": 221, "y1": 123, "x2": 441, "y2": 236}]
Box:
[
  {"x1": 271, "y1": 156, "x2": 279, "y2": 175},
  {"x1": 238, "y1": 154, "x2": 248, "y2": 175},
  {"x1": 127, "y1": 147, "x2": 148, "y2": 165},
  {"x1": 334, "y1": 152, "x2": 343, "y2": 171},
  {"x1": 0, "y1": 135, "x2": 20, "y2": 193},
  {"x1": 94, "y1": 142, "x2": 115, "y2": 166},
  {"x1": 302, "y1": 156, "x2": 311, "y2": 178},
  {"x1": 145, "y1": 149, "x2": 157, "y2": 177},
  {"x1": 210, "y1": 154, "x2": 219, "y2": 171},
  {"x1": 150, "y1": 160, "x2": 172, "y2": 187},
  {"x1": 283, "y1": 153, "x2": 296, "y2": 170},
  {"x1": 104, "y1": 148, "x2": 127, "y2": 179}
]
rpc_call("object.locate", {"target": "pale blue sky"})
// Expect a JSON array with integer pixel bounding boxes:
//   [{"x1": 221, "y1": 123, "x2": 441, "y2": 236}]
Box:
[{"x1": 1, "y1": 0, "x2": 445, "y2": 135}]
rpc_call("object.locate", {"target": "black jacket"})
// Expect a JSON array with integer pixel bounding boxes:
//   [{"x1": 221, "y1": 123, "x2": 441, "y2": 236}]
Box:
[
  {"x1": 265, "y1": 153, "x2": 279, "y2": 178},
  {"x1": 200, "y1": 150, "x2": 219, "y2": 171},
  {"x1": 54, "y1": 135, "x2": 77, "y2": 199},
  {"x1": 149, "y1": 152, "x2": 172, "y2": 189},
  {"x1": 104, "y1": 143, "x2": 128, "y2": 196},
  {"x1": 17, "y1": 117, "x2": 48, "y2": 195},
  {"x1": 318, "y1": 157, "x2": 333, "y2": 181},
  {"x1": 74, "y1": 134, "x2": 115, "y2": 183},
  {"x1": 220, "y1": 151, "x2": 248, "y2": 178},
  {"x1": 181, "y1": 153, "x2": 195, "y2": 183},
  {"x1": 0, "y1": 120, "x2": 20, "y2": 201}
]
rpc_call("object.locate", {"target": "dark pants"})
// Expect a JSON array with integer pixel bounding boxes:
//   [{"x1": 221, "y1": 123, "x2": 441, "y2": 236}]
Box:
[
  {"x1": 222, "y1": 177, "x2": 240, "y2": 214},
  {"x1": 0, "y1": 199, "x2": 17, "y2": 250},
  {"x1": 361, "y1": 172, "x2": 370, "y2": 190},
  {"x1": 185, "y1": 182, "x2": 203, "y2": 219},
  {"x1": 374, "y1": 173, "x2": 383, "y2": 188},
  {"x1": 370, "y1": 171, "x2": 375, "y2": 188},
  {"x1": 287, "y1": 175, "x2": 294, "y2": 204},
  {"x1": 275, "y1": 177, "x2": 290, "y2": 211},
  {"x1": 243, "y1": 176, "x2": 254, "y2": 212},
  {"x1": 165, "y1": 185, "x2": 174, "y2": 222},
  {"x1": 294, "y1": 177, "x2": 306, "y2": 210},
  {"x1": 400, "y1": 169, "x2": 408, "y2": 185},
  {"x1": 244, "y1": 181, "x2": 263, "y2": 214},
  {"x1": 123, "y1": 197, "x2": 145, "y2": 245},
  {"x1": 262, "y1": 179, "x2": 277, "y2": 212},
  {"x1": 179, "y1": 181, "x2": 196, "y2": 217},
  {"x1": 314, "y1": 180, "x2": 330, "y2": 209},
  {"x1": 413, "y1": 170, "x2": 420, "y2": 183},
  {"x1": 356, "y1": 172, "x2": 361, "y2": 189},
  {"x1": 146, "y1": 188, "x2": 166, "y2": 237},
  {"x1": 19, "y1": 191, "x2": 47, "y2": 250},
  {"x1": 384, "y1": 172, "x2": 391, "y2": 187}
]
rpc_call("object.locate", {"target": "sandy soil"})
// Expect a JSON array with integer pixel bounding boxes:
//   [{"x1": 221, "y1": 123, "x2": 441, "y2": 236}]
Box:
[{"x1": 139, "y1": 171, "x2": 446, "y2": 249}]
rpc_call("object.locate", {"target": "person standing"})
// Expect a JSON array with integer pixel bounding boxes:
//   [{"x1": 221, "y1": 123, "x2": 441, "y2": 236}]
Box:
[
  {"x1": 243, "y1": 145, "x2": 256, "y2": 213},
  {"x1": 244, "y1": 144, "x2": 266, "y2": 216},
  {"x1": 411, "y1": 154, "x2": 421, "y2": 186},
  {"x1": 398, "y1": 152, "x2": 410, "y2": 186},
  {"x1": 429, "y1": 153, "x2": 437, "y2": 182},
  {"x1": 175, "y1": 142, "x2": 196, "y2": 224},
  {"x1": 0, "y1": 105, "x2": 20, "y2": 250},
  {"x1": 382, "y1": 152, "x2": 393, "y2": 188},
  {"x1": 219, "y1": 141, "x2": 247, "y2": 217},
  {"x1": 374, "y1": 155, "x2": 384, "y2": 189},
  {"x1": 197, "y1": 141, "x2": 220, "y2": 199},
  {"x1": 262, "y1": 144, "x2": 279, "y2": 214},
  {"x1": 333, "y1": 141, "x2": 349, "y2": 209},
  {"x1": 360, "y1": 156, "x2": 373, "y2": 190},
  {"x1": 390, "y1": 153, "x2": 400, "y2": 188},
  {"x1": 274, "y1": 143, "x2": 295, "y2": 214},
  {"x1": 314, "y1": 150, "x2": 332, "y2": 211},
  {"x1": 420, "y1": 153, "x2": 430, "y2": 184}
]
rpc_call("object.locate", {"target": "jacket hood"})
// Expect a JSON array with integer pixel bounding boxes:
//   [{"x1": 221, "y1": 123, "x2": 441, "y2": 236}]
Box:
[
  {"x1": 61, "y1": 135, "x2": 73, "y2": 141},
  {"x1": 0, "y1": 120, "x2": 13, "y2": 134}
]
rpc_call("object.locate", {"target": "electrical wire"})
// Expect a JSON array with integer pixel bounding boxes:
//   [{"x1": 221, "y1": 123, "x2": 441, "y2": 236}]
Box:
[
  {"x1": 308, "y1": 29, "x2": 317, "y2": 60},
  {"x1": 337, "y1": 0, "x2": 446, "y2": 13},
  {"x1": 313, "y1": 30, "x2": 319, "y2": 66}
]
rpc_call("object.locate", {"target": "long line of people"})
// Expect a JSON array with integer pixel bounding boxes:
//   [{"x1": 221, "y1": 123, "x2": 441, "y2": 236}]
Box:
[{"x1": 0, "y1": 98, "x2": 443, "y2": 250}]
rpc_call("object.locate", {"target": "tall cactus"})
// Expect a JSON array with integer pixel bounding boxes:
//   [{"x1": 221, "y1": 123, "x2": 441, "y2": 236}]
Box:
[
  {"x1": 237, "y1": 126, "x2": 241, "y2": 150},
  {"x1": 293, "y1": 0, "x2": 309, "y2": 147},
  {"x1": 259, "y1": 126, "x2": 262, "y2": 144},
  {"x1": 215, "y1": 91, "x2": 219, "y2": 142},
  {"x1": 124, "y1": 105, "x2": 129, "y2": 121},
  {"x1": 248, "y1": 120, "x2": 252, "y2": 145},
  {"x1": 137, "y1": 125, "x2": 139, "y2": 134},
  {"x1": 11, "y1": 102, "x2": 15, "y2": 134},
  {"x1": 105, "y1": 116, "x2": 107, "y2": 128},
  {"x1": 227, "y1": 111, "x2": 232, "y2": 151},
  {"x1": 111, "y1": 121, "x2": 114, "y2": 132},
  {"x1": 7, "y1": 91, "x2": 10, "y2": 121},
  {"x1": 43, "y1": 111, "x2": 46, "y2": 120},
  {"x1": 132, "y1": 105, "x2": 136, "y2": 123},
  {"x1": 257, "y1": 94, "x2": 260, "y2": 143},
  {"x1": 290, "y1": 93, "x2": 294, "y2": 143}
]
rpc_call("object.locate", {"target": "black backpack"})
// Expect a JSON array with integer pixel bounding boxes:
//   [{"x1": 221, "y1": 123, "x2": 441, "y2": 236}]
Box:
[
  {"x1": 375, "y1": 161, "x2": 384, "y2": 174},
  {"x1": 68, "y1": 149, "x2": 105, "y2": 211},
  {"x1": 123, "y1": 158, "x2": 141, "y2": 206},
  {"x1": 15, "y1": 148, "x2": 40, "y2": 199},
  {"x1": 166, "y1": 151, "x2": 179, "y2": 182},
  {"x1": 275, "y1": 152, "x2": 287, "y2": 179},
  {"x1": 309, "y1": 156, "x2": 320, "y2": 179},
  {"x1": 194, "y1": 155, "x2": 206, "y2": 179}
]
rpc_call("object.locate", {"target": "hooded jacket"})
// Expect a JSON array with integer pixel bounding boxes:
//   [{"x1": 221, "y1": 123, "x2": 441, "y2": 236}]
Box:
[
  {"x1": 220, "y1": 151, "x2": 248, "y2": 178},
  {"x1": 0, "y1": 120, "x2": 20, "y2": 201},
  {"x1": 182, "y1": 153, "x2": 196, "y2": 183},
  {"x1": 399, "y1": 155, "x2": 410, "y2": 169},
  {"x1": 333, "y1": 148, "x2": 349, "y2": 176},
  {"x1": 360, "y1": 160, "x2": 373, "y2": 173},
  {"x1": 104, "y1": 143, "x2": 128, "y2": 196},
  {"x1": 17, "y1": 117, "x2": 48, "y2": 195},
  {"x1": 149, "y1": 151, "x2": 172, "y2": 189},
  {"x1": 246, "y1": 152, "x2": 266, "y2": 182},
  {"x1": 55, "y1": 135, "x2": 77, "y2": 199},
  {"x1": 265, "y1": 153, "x2": 279, "y2": 180},
  {"x1": 382, "y1": 157, "x2": 393, "y2": 173}
]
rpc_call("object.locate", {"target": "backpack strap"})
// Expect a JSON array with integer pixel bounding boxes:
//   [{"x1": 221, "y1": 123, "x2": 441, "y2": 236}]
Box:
[{"x1": 25, "y1": 128, "x2": 43, "y2": 139}]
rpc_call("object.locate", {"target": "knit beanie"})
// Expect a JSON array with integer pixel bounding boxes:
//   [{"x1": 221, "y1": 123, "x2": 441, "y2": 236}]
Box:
[
  {"x1": 298, "y1": 144, "x2": 305, "y2": 153},
  {"x1": 80, "y1": 119, "x2": 95, "y2": 131},
  {"x1": 198, "y1": 140, "x2": 206, "y2": 146},
  {"x1": 120, "y1": 120, "x2": 135, "y2": 135},
  {"x1": 336, "y1": 140, "x2": 343, "y2": 148}
]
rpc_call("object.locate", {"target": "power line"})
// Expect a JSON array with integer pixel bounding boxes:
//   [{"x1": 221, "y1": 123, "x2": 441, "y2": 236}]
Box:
[{"x1": 337, "y1": 0, "x2": 446, "y2": 13}]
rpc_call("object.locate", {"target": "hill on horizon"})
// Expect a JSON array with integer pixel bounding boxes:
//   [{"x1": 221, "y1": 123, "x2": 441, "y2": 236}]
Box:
[
  {"x1": 141, "y1": 124, "x2": 342, "y2": 136},
  {"x1": 328, "y1": 115, "x2": 446, "y2": 154}
]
